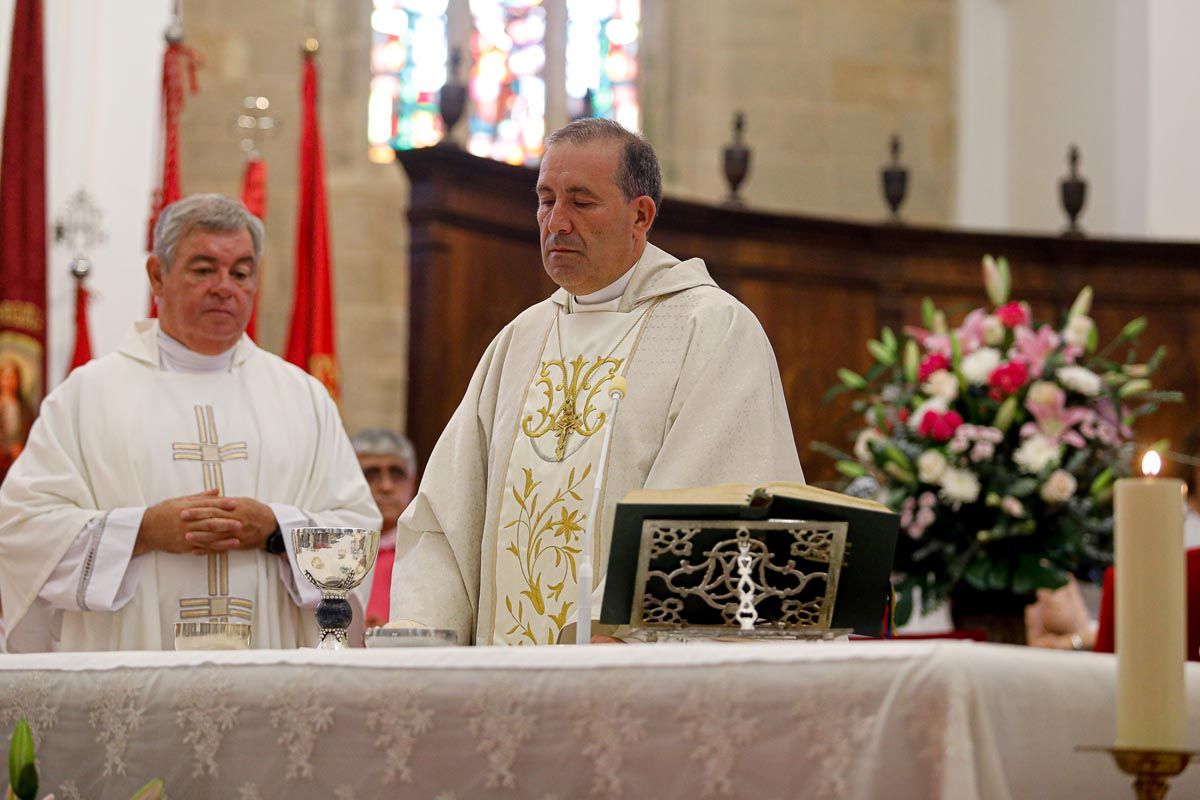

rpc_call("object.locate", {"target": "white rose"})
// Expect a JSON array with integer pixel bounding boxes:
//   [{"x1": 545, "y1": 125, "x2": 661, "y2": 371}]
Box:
[
  {"x1": 1057, "y1": 365, "x2": 1102, "y2": 397},
  {"x1": 1039, "y1": 469, "x2": 1078, "y2": 503},
  {"x1": 921, "y1": 369, "x2": 959, "y2": 402},
  {"x1": 1014, "y1": 434, "x2": 1061, "y2": 474},
  {"x1": 981, "y1": 315, "x2": 1006, "y2": 346},
  {"x1": 854, "y1": 428, "x2": 885, "y2": 462},
  {"x1": 938, "y1": 467, "x2": 981, "y2": 508},
  {"x1": 1026, "y1": 380, "x2": 1060, "y2": 407},
  {"x1": 917, "y1": 449, "x2": 949, "y2": 484},
  {"x1": 909, "y1": 397, "x2": 949, "y2": 431},
  {"x1": 1063, "y1": 315, "x2": 1094, "y2": 349},
  {"x1": 961, "y1": 347, "x2": 1001, "y2": 385}
]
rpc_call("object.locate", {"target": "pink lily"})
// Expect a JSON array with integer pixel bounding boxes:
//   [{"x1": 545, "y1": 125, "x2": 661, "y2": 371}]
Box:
[
  {"x1": 903, "y1": 325, "x2": 951, "y2": 356},
  {"x1": 1080, "y1": 397, "x2": 1132, "y2": 445},
  {"x1": 954, "y1": 309, "x2": 988, "y2": 354},
  {"x1": 1020, "y1": 384, "x2": 1092, "y2": 448},
  {"x1": 1010, "y1": 324, "x2": 1059, "y2": 378}
]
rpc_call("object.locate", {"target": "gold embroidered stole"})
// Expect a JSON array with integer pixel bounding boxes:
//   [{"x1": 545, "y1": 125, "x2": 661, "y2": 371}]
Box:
[{"x1": 489, "y1": 302, "x2": 656, "y2": 645}]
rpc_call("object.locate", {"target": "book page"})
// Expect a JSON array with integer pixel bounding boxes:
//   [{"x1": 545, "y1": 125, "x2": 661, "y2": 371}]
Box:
[{"x1": 621, "y1": 481, "x2": 891, "y2": 514}]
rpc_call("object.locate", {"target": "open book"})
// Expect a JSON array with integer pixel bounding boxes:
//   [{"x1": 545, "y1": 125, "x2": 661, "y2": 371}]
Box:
[
  {"x1": 620, "y1": 480, "x2": 891, "y2": 512},
  {"x1": 600, "y1": 481, "x2": 899, "y2": 637}
]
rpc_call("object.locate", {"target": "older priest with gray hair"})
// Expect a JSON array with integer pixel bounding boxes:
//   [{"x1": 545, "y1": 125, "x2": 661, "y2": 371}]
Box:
[
  {"x1": 0, "y1": 193, "x2": 379, "y2": 652},
  {"x1": 390, "y1": 119, "x2": 803, "y2": 646}
]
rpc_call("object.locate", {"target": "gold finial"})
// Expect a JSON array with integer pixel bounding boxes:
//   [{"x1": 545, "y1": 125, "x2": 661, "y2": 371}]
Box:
[{"x1": 303, "y1": 37, "x2": 319, "y2": 54}]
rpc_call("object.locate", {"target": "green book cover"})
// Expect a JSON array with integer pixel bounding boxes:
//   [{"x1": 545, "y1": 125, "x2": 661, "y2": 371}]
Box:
[{"x1": 600, "y1": 483, "x2": 899, "y2": 637}]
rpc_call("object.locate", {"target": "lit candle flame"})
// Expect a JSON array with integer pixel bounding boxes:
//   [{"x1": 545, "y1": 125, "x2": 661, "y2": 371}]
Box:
[{"x1": 1141, "y1": 450, "x2": 1162, "y2": 477}]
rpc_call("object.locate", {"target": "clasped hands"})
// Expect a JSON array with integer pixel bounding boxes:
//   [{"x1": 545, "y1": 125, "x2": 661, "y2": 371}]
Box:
[{"x1": 134, "y1": 488, "x2": 278, "y2": 557}]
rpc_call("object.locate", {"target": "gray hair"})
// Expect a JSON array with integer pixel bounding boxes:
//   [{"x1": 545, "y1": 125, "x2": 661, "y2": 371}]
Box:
[
  {"x1": 351, "y1": 428, "x2": 418, "y2": 470},
  {"x1": 544, "y1": 118, "x2": 663, "y2": 211},
  {"x1": 153, "y1": 193, "x2": 265, "y2": 270}
]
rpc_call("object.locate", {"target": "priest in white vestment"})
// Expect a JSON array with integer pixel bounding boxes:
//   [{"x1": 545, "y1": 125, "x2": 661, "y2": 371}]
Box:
[
  {"x1": 0, "y1": 194, "x2": 379, "y2": 652},
  {"x1": 390, "y1": 119, "x2": 804, "y2": 645}
]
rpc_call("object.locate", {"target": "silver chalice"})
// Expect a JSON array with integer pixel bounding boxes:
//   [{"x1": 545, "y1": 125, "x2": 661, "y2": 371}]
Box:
[{"x1": 292, "y1": 527, "x2": 380, "y2": 649}]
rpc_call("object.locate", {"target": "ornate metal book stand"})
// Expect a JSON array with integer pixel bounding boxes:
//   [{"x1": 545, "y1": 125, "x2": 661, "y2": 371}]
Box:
[{"x1": 629, "y1": 519, "x2": 851, "y2": 642}]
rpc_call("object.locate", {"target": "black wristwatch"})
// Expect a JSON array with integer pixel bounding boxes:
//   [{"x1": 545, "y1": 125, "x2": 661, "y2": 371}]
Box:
[{"x1": 264, "y1": 526, "x2": 286, "y2": 555}]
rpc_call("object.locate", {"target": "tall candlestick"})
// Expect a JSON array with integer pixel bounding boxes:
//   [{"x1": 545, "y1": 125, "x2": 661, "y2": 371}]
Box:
[{"x1": 1114, "y1": 452, "x2": 1186, "y2": 750}]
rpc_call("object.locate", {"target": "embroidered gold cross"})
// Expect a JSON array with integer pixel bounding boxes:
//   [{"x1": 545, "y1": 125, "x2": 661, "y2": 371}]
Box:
[
  {"x1": 172, "y1": 405, "x2": 254, "y2": 622},
  {"x1": 172, "y1": 405, "x2": 248, "y2": 495},
  {"x1": 523, "y1": 356, "x2": 621, "y2": 461}
]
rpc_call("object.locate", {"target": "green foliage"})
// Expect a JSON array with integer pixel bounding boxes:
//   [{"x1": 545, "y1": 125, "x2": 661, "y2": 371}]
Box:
[{"x1": 7, "y1": 721, "x2": 36, "y2": 800}]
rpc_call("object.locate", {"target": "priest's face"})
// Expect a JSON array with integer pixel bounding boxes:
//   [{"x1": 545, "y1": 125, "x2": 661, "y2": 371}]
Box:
[
  {"x1": 148, "y1": 227, "x2": 258, "y2": 355},
  {"x1": 536, "y1": 141, "x2": 656, "y2": 295}
]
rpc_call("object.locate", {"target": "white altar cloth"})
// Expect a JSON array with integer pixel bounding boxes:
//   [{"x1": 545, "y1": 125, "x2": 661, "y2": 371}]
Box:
[{"x1": 1, "y1": 641, "x2": 1198, "y2": 799}]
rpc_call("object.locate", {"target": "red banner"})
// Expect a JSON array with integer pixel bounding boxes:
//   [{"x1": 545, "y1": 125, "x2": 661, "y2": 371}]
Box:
[
  {"x1": 68, "y1": 280, "x2": 92, "y2": 372},
  {"x1": 0, "y1": 0, "x2": 47, "y2": 480},
  {"x1": 241, "y1": 157, "x2": 266, "y2": 340},
  {"x1": 146, "y1": 38, "x2": 200, "y2": 317},
  {"x1": 284, "y1": 50, "x2": 339, "y2": 402}
]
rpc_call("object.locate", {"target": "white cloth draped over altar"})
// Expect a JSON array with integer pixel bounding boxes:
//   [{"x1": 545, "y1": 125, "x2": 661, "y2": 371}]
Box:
[{"x1": 2, "y1": 641, "x2": 1198, "y2": 799}]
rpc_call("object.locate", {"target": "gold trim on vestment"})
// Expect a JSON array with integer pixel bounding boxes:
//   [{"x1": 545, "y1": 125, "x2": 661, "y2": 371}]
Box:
[
  {"x1": 172, "y1": 404, "x2": 255, "y2": 623},
  {"x1": 490, "y1": 298, "x2": 664, "y2": 645},
  {"x1": 482, "y1": 313, "x2": 557, "y2": 645}
]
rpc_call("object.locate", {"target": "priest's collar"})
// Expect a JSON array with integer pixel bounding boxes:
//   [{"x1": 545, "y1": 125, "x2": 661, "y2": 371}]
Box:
[
  {"x1": 571, "y1": 263, "x2": 637, "y2": 310},
  {"x1": 157, "y1": 329, "x2": 236, "y2": 373},
  {"x1": 551, "y1": 242, "x2": 718, "y2": 314},
  {"x1": 120, "y1": 319, "x2": 257, "y2": 370}
]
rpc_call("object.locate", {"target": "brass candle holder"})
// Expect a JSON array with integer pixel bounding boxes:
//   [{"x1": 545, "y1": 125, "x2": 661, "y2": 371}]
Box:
[{"x1": 1079, "y1": 746, "x2": 1198, "y2": 799}]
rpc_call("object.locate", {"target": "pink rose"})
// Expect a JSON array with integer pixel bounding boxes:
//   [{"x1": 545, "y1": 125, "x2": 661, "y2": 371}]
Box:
[
  {"x1": 995, "y1": 301, "x2": 1030, "y2": 328},
  {"x1": 919, "y1": 352, "x2": 951, "y2": 383},
  {"x1": 988, "y1": 361, "x2": 1029, "y2": 400},
  {"x1": 918, "y1": 410, "x2": 964, "y2": 442}
]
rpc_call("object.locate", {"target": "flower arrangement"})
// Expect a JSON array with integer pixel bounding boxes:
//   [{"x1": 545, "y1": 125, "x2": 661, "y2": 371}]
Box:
[{"x1": 821, "y1": 256, "x2": 1178, "y2": 624}]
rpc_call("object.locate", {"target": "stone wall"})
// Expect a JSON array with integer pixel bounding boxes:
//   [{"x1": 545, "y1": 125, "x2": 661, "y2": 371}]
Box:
[
  {"x1": 178, "y1": 0, "x2": 958, "y2": 437},
  {"x1": 179, "y1": 0, "x2": 409, "y2": 435},
  {"x1": 643, "y1": 0, "x2": 956, "y2": 222}
]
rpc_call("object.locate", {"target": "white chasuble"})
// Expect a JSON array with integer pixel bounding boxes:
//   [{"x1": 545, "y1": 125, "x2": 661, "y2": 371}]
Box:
[
  {"x1": 492, "y1": 301, "x2": 657, "y2": 645},
  {"x1": 59, "y1": 376, "x2": 284, "y2": 648},
  {"x1": 391, "y1": 244, "x2": 805, "y2": 646},
  {"x1": 0, "y1": 321, "x2": 381, "y2": 652}
]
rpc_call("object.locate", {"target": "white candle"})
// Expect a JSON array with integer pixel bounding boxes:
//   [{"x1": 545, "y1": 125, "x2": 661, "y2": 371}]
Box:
[{"x1": 1114, "y1": 451, "x2": 1186, "y2": 750}]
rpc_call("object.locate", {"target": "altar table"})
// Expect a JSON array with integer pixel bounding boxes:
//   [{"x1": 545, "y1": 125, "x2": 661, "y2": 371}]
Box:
[{"x1": 1, "y1": 641, "x2": 1198, "y2": 799}]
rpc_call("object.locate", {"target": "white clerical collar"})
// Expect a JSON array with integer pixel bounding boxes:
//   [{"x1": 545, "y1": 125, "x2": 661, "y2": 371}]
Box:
[
  {"x1": 157, "y1": 329, "x2": 236, "y2": 373},
  {"x1": 573, "y1": 262, "x2": 637, "y2": 307}
]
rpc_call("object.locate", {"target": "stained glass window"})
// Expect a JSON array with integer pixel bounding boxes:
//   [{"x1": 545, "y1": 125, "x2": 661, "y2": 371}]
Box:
[
  {"x1": 368, "y1": 0, "x2": 450, "y2": 163},
  {"x1": 368, "y1": 0, "x2": 641, "y2": 166},
  {"x1": 466, "y1": 0, "x2": 547, "y2": 166},
  {"x1": 566, "y1": 0, "x2": 640, "y2": 130}
]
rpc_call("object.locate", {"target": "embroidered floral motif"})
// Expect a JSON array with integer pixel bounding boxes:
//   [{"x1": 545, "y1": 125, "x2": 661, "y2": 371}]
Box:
[
  {"x1": 0, "y1": 673, "x2": 60, "y2": 747},
  {"x1": 267, "y1": 683, "x2": 334, "y2": 780},
  {"x1": 88, "y1": 677, "x2": 147, "y2": 777},
  {"x1": 466, "y1": 683, "x2": 537, "y2": 789},
  {"x1": 901, "y1": 668, "x2": 969, "y2": 793},
  {"x1": 572, "y1": 684, "x2": 647, "y2": 796},
  {"x1": 790, "y1": 675, "x2": 882, "y2": 799},
  {"x1": 57, "y1": 781, "x2": 82, "y2": 800},
  {"x1": 677, "y1": 681, "x2": 754, "y2": 797},
  {"x1": 238, "y1": 782, "x2": 263, "y2": 800},
  {"x1": 522, "y1": 355, "x2": 623, "y2": 461},
  {"x1": 175, "y1": 682, "x2": 240, "y2": 777},
  {"x1": 367, "y1": 688, "x2": 434, "y2": 783},
  {"x1": 334, "y1": 785, "x2": 355, "y2": 800},
  {"x1": 500, "y1": 464, "x2": 591, "y2": 645}
]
